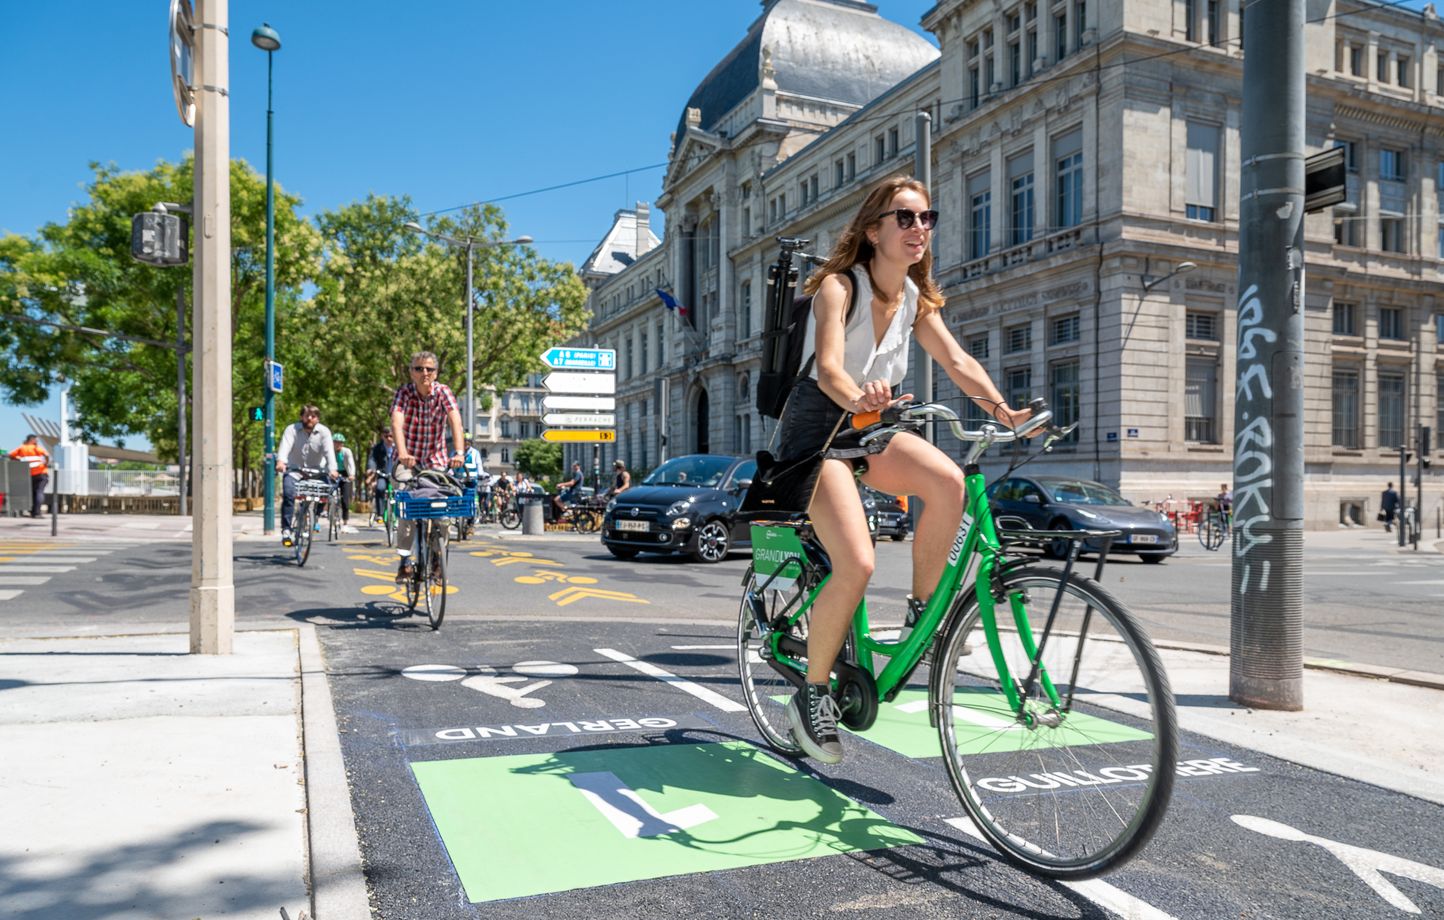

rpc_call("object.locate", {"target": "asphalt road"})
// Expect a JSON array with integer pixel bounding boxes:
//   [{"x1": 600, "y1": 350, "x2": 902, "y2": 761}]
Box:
[{"x1": 6, "y1": 525, "x2": 1443, "y2": 918}]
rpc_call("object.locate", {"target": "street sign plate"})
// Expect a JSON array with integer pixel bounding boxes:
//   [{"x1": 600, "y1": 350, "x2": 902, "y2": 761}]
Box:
[
  {"x1": 543, "y1": 372, "x2": 615, "y2": 395},
  {"x1": 266, "y1": 360, "x2": 284, "y2": 394},
  {"x1": 543, "y1": 412, "x2": 616, "y2": 427},
  {"x1": 543, "y1": 395, "x2": 616, "y2": 412},
  {"x1": 541, "y1": 347, "x2": 616, "y2": 371},
  {"x1": 542, "y1": 429, "x2": 616, "y2": 443}
]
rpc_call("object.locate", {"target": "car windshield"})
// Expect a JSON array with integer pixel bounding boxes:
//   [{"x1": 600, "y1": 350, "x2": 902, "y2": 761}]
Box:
[
  {"x1": 643, "y1": 456, "x2": 732, "y2": 488},
  {"x1": 1044, "y1": 480, "x2": 1130, "y2": 506}
]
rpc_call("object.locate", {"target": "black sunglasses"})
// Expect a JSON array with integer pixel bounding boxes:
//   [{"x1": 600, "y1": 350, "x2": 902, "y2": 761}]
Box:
[
  {"x1": 879, "y1": 208, "x2": 939, "y2": 231},
  {"x1": 411, "y1": 365, "x2": 437, "y2": 374}
]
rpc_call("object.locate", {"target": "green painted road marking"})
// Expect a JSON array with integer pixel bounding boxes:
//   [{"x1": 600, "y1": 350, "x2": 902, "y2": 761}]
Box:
[
  {"x1": 774, "y1": 688, "x2": 1152, "y2": 759},
  {"x1": 410, "y1": 741, "x2": 921, "y2": 903}
]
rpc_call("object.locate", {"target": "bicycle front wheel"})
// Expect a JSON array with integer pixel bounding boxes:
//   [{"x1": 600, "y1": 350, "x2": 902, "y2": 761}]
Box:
[
  {"x1": 574, "y1": 509, "x2": 601, "y2": 534},
  {"x1": 1199, "y1": 515, "x2": 1223, "y2": 551},
  {"x1": 295, "y1": 504, "x2": 314, "y2": 567},
  {"x1": 383, "y1": 500, "x2": 396, "y2": 547},
  {"x1": 425, "y1": 528, "x2": 447, "y2": 630},
  {"x1": 736, "y1": 567, "x2": 809, "y2": 755},
  {"x1": 500, "y1": 505, "x2": 521, "y2": 530},
  {"x1": 934, "y1": 564, "x2": 1176, "y2": 879}
]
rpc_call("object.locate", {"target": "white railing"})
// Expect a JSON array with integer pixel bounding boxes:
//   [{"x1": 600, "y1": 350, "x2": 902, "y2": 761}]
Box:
[{"x1": 59, "y1": 469, "x2": 181, "y2": 496}]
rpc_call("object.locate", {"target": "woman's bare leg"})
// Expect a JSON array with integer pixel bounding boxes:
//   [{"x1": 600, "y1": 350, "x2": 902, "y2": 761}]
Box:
[{"x1": 803, "y1": 458, "x2": 875, "y2": 684}]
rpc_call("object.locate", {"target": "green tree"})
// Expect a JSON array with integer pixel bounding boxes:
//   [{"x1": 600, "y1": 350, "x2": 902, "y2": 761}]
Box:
[
  {"x1": 302, "y1": 198, "x2": 589, "y2": 457},
  {"x1": 513, "y1": 438, "x2": 561, "y2": 480},
  {"x1": 0, "y1": 157, "x2": 321, "y2": 484}
]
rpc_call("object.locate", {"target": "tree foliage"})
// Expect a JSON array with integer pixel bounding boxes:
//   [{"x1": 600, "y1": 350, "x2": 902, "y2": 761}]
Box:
[
  {"x1": 0, "y1": 161, "x2": 590, "y2": 487},
  {"x1": 514, "y1": 438, "x2": 561, "y2": 480}
]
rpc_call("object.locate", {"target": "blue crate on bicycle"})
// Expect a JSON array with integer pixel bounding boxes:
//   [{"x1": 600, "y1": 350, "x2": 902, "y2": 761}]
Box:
[{"x1": 396, "y1": 490, "x2": 475, "y2": 520}]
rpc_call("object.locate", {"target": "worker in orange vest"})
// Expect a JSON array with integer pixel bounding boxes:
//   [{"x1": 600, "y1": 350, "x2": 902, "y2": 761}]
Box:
[{"x1": 8, "y1": 434, "x2": 50, "y2": 518}]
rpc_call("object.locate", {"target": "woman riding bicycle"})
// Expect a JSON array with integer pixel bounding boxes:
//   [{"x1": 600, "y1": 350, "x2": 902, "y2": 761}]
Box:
[{"x1": 779, "y1": 174, "x2": 1030, "y2": 764}]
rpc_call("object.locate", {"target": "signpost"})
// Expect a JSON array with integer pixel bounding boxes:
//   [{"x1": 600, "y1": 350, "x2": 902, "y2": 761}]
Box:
[
  {"x1": 541, "y1": 347, "x2": 617, "y2": 488},
  {"x1": 266, "y1": 359, "x2": 284, "y2": 393}
]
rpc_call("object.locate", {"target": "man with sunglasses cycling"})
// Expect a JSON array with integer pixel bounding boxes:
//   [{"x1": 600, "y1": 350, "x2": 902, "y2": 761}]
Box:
[{"x1": 389, "y1": 350, "x2": 466, "y2": 583}]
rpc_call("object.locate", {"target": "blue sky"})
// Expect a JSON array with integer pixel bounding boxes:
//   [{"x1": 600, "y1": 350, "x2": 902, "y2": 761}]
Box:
[{"x1": 0, "y1": 0, "x2": 938, "y2": 452}]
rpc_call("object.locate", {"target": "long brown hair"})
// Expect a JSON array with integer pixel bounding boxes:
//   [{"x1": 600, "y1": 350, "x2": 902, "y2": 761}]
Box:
[{"x1": 802, "y1": 175, "x2": 944, "y2": 316}]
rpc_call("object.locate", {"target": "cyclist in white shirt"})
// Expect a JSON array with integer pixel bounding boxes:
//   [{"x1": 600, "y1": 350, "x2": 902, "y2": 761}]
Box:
[{"x1": 276, "y1": 404, "x2": 338, "y2": 546}]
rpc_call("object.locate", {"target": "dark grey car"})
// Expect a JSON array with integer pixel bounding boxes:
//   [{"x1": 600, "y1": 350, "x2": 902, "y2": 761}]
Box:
[
  {"x1": 986, "y1": 475, "x2": 1178, "y2": 562},
  {"x1": 601, "y1": 454, "x2": 756, "y2": 563}
]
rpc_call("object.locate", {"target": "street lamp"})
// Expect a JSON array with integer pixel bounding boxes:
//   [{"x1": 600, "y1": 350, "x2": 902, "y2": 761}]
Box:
[
  {"x1": 252, "y1": 22, "x2": 281, "y2": 534},
  {"x1": 401, "y1": 221, "x2": 533, "y2": 440},
  {"x1": 1120, "y1": 260, "x2": 1198, "y2": 352}
]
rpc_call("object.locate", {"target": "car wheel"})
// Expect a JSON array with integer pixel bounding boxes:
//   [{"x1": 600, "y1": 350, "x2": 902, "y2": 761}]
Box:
[
  {"x1": 1140, "y1": 554, "x2": 1166, "y2": 564},
  {"x1": 1047, "y1": 521, "x2": 1074, "y2": 560},
  {"x1": 891, "y1": 533, "x2": 907, "y2": 542},
  {"x1": 691, "y1": 519, "x2": 731, "y2": 563},
  {"x1": 606, "y1": 544, "x2": 640, "y2": 560}
]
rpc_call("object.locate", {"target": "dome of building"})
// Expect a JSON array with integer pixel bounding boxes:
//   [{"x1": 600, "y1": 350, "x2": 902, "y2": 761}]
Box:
[{"x1": 673, "y1": 0, "x2": 939, "y2": 150}]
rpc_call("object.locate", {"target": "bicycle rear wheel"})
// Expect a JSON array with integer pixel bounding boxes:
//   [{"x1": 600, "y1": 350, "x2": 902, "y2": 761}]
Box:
[
  {"x1": 500, "y1": 504, "x2": 521, "y2": 530},
  {"x1": 425, "y1": 527, "x2": 447, "y2": 630},
  {"x1": 574, "y1": 509, "x2": 601, "y2": 533},
  {"x1": 1199, "y1": 515, "x2": 1223, "y2": 551},
  {"x1": 934, "y1": 564, "x2": 1176, "y2": 879},
  {"x1": 295, "y1": 504, "x2": 314, "y2": 567},
  {"x1": 736, "y1": 567, "x2": 809, "y2": 755}
]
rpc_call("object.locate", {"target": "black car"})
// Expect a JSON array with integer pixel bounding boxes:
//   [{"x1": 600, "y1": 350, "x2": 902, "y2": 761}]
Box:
[
  {"x1": 986, "y1": 474, "x2": 1178, "y2": 562},
  {"x1": 861, "y1": 486, "x2": 910, "y2": 541},
  {"x1": 602, "y1": 454, "x2": 757, "y2": 563}
]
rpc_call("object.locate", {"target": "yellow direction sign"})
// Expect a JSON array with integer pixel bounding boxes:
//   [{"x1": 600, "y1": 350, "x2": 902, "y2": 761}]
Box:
[{"x1": 542, "y1": 429, "x2": 615, "y2": 443}]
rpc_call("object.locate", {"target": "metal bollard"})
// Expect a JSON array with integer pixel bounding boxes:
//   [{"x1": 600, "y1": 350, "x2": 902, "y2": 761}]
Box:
[{"x1": 521, "y1": 497, "x2": 545, "y2": 534}]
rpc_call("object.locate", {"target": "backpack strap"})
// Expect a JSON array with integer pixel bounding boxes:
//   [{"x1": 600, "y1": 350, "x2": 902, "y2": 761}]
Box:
[{"x1": 797, "y1": 270, "x2": 862, "y2": 381}]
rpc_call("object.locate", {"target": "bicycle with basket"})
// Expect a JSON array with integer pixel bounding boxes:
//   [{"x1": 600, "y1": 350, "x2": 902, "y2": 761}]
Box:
[{"x1": 394, "y1": 470, "x2": 474, "y2": 630}]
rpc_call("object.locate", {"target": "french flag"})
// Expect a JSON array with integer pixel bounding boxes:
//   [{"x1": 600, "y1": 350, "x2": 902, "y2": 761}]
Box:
[{"x1": 656, "y1": 288, "x2": 688, "y2": 318}]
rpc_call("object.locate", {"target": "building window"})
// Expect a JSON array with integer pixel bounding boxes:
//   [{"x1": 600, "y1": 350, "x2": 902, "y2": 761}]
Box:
[
  {"x1": 1074, "y1": 0, "x2": 1087, "y2": 46},
  {"x1": 1054, "y1": 128, "x2": 1084, "y2": 228},
  {"x1": 1050, "y1": 313, "x2": 1080, "y2": 344},
  {"x1": 1336, "y1": 139, "x2": 1358, "y2": 173},
  {"x1": 1438, "y1": 375, "x2": 1444, "y2": 448},
  {"x1": 1009, "y1": 39, "x2": 1022, "y2": 85},
  {"x1": 968, "y1": 171, "x2": 992, "y2": 260},
  {"x1": 640, "y1": 327, "x2": 649, "y2": 372},
  {"x1": 740, "y1": 280, "x2": 752, "y2": 339},
  {"x1": 1049, "y1": 360, "x2": 1080, "y2": 443},
  {"x1": 1055, "y1": 11, "x2": 1068, "y2": 60},
  {"x1": 875, "y1": 134, "x2": 887, "y2": 164},
  {"x1": 1398, "y1": 56, "x2": 1411, "y2": 88},
  {"x1": 1332, "y1": 367, "x2": 1361, "y2": 448},
  {"x1": 1380, "y1": 218, "x2": 1405, "y2": 253},
  {"x1": 969, "y1": 54, "x2": 981, "y2": 108},
  {"x1": 968, "y1": 332, "x2": 990, "y2": 358},
  {"x1": 1437, "y1": 312, "x2": 1444, "y2": 343},
  {"x1": 1332, "y1": 301, "x2": 1357, "y2": 336},
  {"x1": 1378, "y1": 370, "x2": 1406, "y2": 447},
  {"x1": 1185, "y1": 357, "x2": 1219, "y2": 443},
  {"x1": 810, "y1": 174, "x2": 819, "y2": 203},
  {"x1": 1008, "y1": 151, "x2": 1035, "y2": 246},
  {"x1": 1186, "y1": 122, "x2": 1220, "y2": 222},
  {"x1": 1379, "y1": 306, "x2": 1405, "y2": 340},
  {"x1": 1335, "y1": 217, "x2": 1361, "y2": 247},
  {"x1": 1186, "y1": 311, "x2": 1219, "y2": 340},
  {"x1": 1377, "y1": 49, "x2": 1390, "y2": 83},
  {"x1": 1006, "y1": 366, "x2": 1033, "y2": 408},
  {"x1": 834, "y1": 158, "x2": 845, "y2": 188},
  {"x1": 1380, "y1": 148, "x2": 1405, "y2": 181},
  {"x1": 846, "y1": 152, "x2": 856, "y2": 180},
  {"x1": 657, "y1": 321, "x2": 665, "y2": 366},
  {"x1": 887, "y1": 127, "x2": 899, "y2": 157},
  {"x1": 1349, "y1": 45, "x2": 1364, "y2": 76},
  {"x1": 1006, "y1": 322, "x2": 1033, "y2": 353}
]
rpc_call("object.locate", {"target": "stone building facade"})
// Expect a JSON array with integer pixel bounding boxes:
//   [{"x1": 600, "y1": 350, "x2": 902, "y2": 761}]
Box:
[{"x1": 568, "y1": 0, "x2": 1444, "y2": 526}]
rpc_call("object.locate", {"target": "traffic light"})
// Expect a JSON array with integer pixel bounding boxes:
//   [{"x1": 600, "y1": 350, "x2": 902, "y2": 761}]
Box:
[{"x1": 249, "y1": 406, "x2": 265, "y2": 422}]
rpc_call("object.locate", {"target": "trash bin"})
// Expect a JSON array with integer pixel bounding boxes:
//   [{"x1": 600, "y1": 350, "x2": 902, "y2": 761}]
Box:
[{"x1": 519, "y1": 492, "x2": 546, "y2": 534}]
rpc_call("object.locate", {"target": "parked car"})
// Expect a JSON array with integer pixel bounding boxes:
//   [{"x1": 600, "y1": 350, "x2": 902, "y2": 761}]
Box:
[
  {"x1": 861, "y1": 486, "x2": 910, "y2": 541},
  {"x1": 601, "y1": 454, "x2": 757, "y2": 563},
  {"x1": 986, "y1": 475, "x2": 1178, "y2": 563}
]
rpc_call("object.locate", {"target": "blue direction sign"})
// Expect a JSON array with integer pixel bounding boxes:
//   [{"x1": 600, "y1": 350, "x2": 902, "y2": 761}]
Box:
[
  {"x1": 541, "y1": 347, "x2": 616, "y2": 371},
  {"x1": 266, "y1": 360, "x2": 284, "y2": 394}
]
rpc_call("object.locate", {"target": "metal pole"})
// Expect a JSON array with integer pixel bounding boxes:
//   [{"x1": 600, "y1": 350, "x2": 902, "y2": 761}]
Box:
[
  {"x1": 177, "y1": 286, "x2": 188, "y2": 517},
  {"x1": 913, "y1": 110, "x2": 934, "y2": 430},
  {"x1": 1229, "y1": 0, "x2": 1304, "y2": 710},
  {"x1": 262, "y1": 47, "x2": 277, "y2": 535},
  {"x1": 465, "y1": 239, "x2": 475, "y2": 440},
  {"x1": 49, "y1": 446, "x2": 58, "y2": 536},
  {"x1": 1399, "y1": 446, "x2": 1407, "y2": 548},
  {"x1": 191, "y1": 0, "x2": 235, "y2": 654}
]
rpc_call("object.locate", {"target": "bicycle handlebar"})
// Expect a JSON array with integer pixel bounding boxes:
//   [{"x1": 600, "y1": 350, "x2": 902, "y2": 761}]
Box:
[{"x1": 851, "y1": 397, "x2": 1074, "y2": 451}]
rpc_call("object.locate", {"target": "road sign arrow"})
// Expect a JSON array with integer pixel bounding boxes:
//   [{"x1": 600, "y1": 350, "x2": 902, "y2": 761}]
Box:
[
  {"x1": 541, "y1": 429, "x2": 616, "y2": 443},
  {"x1": 541, "y1": 347, "x2": 617, "y2": 370},
  {"x1": 543, "y1": 395, "x2": 616, "y2": 412},
  {"x1": 543, "y1": 412, "x2": 615, "y2": 427},
  {"x1": 543, "y1": 372, "x2": 616, "y2": 395}
]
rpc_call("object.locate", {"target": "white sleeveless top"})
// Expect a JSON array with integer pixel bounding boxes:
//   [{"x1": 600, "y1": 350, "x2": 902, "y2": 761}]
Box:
[{"x1": 802, "y1": 264, "x2": 918, "y2": 387}]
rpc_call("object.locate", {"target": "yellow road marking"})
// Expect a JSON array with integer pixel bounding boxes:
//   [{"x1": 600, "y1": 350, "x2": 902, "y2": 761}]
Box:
[
  {"x1": 514, "y1": 571, "x2": 599, "y2": 586},
  {"x1": 548, "y1": 585, "x2": 649, "y2": 607}
]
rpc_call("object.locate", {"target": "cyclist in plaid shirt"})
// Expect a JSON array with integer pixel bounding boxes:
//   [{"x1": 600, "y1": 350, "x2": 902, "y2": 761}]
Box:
[{"x1": 389, "y1": 350, "x2": 465, "y2": 582}]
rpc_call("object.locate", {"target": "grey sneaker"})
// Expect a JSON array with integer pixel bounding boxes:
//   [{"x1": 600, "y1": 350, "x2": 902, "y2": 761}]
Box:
[{"x1": 788, "y1": 683, "x2": 843, "y2": 764}]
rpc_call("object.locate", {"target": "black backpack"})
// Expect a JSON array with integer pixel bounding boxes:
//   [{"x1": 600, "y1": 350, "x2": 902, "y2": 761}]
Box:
[{"x1": 755, "y1": 275, "x2": 860, "y2": 419}]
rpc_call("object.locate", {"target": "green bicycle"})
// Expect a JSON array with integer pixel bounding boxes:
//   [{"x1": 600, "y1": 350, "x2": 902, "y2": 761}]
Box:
[{"x1": 738, "y1": 399, "x2": 1177, "y2": 879}]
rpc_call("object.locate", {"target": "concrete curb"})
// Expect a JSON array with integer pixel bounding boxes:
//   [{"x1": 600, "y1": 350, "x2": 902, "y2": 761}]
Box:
[
  {"x1": 1148, "y1": 637, "x2": 1444, "y2": 692},
  {"x1": 297, "y1": 624, "x2": 371, "y2": 919}
]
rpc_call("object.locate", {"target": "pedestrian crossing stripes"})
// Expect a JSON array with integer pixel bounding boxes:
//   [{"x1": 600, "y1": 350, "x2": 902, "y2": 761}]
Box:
[{"x1": 0, "y1": 541, "x2": 129, "y2": 605}]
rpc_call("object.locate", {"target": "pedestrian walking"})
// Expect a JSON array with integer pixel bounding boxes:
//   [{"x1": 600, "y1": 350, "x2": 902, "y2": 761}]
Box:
[
  {"x1": 8, "y1": 434, "x2": 50, "y2": 517},
  {"x1": 334, "y1": 433, "x2": 357, "y2": 533},
  {"x1": 1380, "y1": 482, "x2": 1400, "y2": 532}
]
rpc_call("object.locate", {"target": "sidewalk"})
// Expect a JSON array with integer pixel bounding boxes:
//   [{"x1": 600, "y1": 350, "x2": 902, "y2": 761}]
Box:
[{"x1": 0, "y1": 511, "x2": 275, "y2": 543}]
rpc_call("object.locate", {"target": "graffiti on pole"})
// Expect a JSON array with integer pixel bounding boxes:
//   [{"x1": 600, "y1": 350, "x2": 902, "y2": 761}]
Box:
[{"x1": 1233, "y1": 283, "x2": 1277, "y2": 595}]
